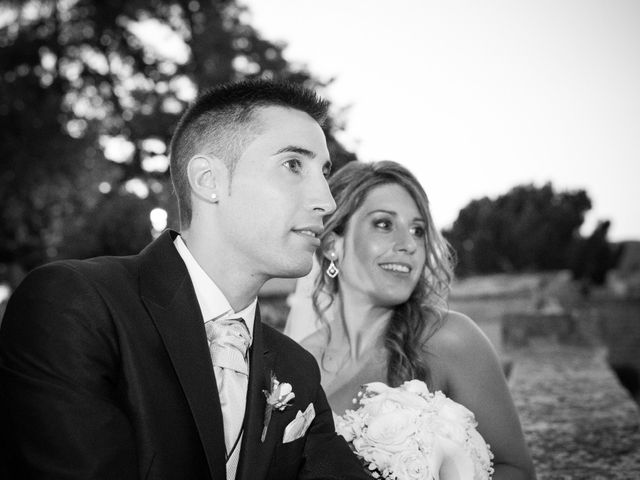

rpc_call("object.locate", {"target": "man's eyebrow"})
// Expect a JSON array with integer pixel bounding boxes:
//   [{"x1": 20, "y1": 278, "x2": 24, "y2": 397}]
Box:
[{"x1": 273, "y1": 145, "x2": 316, "y2": 158}]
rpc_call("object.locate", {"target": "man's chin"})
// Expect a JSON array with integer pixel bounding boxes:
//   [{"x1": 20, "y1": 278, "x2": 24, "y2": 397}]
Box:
[{"x1": 276, "y1": 258, "x2": 313, "y2": 279}]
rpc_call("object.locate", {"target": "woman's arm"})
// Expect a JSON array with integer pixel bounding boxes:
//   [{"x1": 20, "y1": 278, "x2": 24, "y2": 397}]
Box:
[{"x1": 427, "y1": 311, "x2": 536, "y2": 480}]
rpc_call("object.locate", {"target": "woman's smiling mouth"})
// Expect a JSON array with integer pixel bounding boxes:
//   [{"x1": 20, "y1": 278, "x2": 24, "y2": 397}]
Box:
[{"x1": 379, "y1": 263, "x2": 412, "y2": 273}]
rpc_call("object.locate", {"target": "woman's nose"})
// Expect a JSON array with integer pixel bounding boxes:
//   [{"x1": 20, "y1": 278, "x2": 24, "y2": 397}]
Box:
[{"x1": 393, "y1": 227, "x2": 418, "y2": 254}]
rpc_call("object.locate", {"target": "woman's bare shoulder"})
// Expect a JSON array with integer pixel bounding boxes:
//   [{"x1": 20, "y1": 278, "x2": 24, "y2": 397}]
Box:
[
  {"x1": 426, "y1": 310, "x2": 491, "y2": 355},
  {"x1": 422, "y1": 309, "x2": 501, "y2": 385}
]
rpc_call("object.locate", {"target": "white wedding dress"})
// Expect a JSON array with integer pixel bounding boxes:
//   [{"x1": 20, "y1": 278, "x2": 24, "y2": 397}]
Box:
[{"x1": 283, "y1": 259, "x2": 493, "y2": 480}]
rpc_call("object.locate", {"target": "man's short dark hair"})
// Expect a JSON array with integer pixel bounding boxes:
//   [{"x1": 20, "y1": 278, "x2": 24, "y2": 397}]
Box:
[{"x1": 169, "y1": 79, "x2": 329, "y2": 227}]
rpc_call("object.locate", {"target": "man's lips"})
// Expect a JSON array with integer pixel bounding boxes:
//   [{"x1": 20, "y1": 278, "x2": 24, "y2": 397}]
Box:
[{"x1": 292, "y1": 226, "x2": 324, "y2": 243}]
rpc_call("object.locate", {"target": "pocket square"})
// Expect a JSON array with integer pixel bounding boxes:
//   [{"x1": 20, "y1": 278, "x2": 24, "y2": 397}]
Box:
[{"x1": 282, "y1": 403, "x2": 315, "y2": 443}]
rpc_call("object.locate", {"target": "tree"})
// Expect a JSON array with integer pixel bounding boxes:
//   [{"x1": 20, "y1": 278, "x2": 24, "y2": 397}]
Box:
[
  {"x1": 443, "y1": 183, "x2": 594, "y2": 276},
  {"x1": 570, "y1": 220, "x2": 619, "y2": 291},
  {"x1": 0, "y1": 0, "x2": 355, "y2": 277}
]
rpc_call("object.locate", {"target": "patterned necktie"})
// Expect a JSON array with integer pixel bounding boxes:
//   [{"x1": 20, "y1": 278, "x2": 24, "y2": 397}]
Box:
[{"x1": 206, "y1": 318, "x2": 251, "y2": 480}]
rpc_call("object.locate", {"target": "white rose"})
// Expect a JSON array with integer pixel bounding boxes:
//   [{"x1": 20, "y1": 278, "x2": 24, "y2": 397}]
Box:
[
  {"x1": 278, "y1": 382, "x2": 292, "y2": 397},
  {"x1": 361, "y1": 397, "x2": 401, "y2": 418},
  {"x1": 401, "y1": 379, "x2": 431, "y2": 398},
  {"x1": 438, "y1": 396, "x2": 474, "y2": 424},
  {"x1": 361, "y1": 382, "x2": 429, "y2": 411},
  {"x1": 352, "y1": 436, "x2": 393, "y2": 473},
  {"x1": 362, "y1": 410, "x2": 417, "y2": 454},
  {"x1": 389, "y1": 447, "x2": 434, "y2": 480},
  {"x1": 436, "y1": 435, "x2": 476, "y2": 480},
  {"x1": 336, "y1": 421, "x2": 355, "y2": 443},
  {"x1": 362, "y1": 382, "x2": 392, "y2": 395},
  {"x1": 429, "y1": 397, "x2": 475, "y2": 443},
  {"x1": 467, "y1": 428, "x2": 494, "y2": 479},
  {"x1": 363, "y1": 389, "x2": 428, "y2": 414},
  {"x1": 336, "y1": 410, "x2": 364, "y2": 443},
  {"x1": 427, "y1": 416, "x2": 467, "y2": 445}
]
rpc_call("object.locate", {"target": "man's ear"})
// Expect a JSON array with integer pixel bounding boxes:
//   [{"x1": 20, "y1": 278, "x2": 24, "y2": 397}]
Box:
[
  {"x1": 187, "y1": 154, "x2": 227, "y2": 203},
  {"x1": 321, "y1": 232, "x2": 344, "y2": 261}
]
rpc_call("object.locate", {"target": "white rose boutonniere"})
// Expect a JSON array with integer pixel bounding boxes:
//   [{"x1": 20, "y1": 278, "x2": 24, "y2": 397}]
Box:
[
  {"x1": 335, "y1": 380, "x2": 494, "y2": 480},
  {"x1": 261, "y1": 373, "x2": 295, "y2": 442}
]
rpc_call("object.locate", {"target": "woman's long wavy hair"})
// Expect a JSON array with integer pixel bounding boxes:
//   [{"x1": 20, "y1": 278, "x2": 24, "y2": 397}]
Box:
[{"x1": 312, "y1": 161, "x2": 455, "y2": 387}]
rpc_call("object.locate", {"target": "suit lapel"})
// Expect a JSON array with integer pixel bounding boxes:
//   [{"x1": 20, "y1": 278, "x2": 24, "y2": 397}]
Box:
[
  {"x1": 237, "y1": 307, "x2": 277, "y2": 480},
  {"x1": 139, "y1": 231, "x2": 226, "y2": 480}
]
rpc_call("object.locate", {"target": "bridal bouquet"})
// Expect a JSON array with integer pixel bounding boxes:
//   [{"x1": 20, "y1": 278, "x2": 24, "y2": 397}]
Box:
[{"x1": 335, "y1": 380, "x2": 494, "y2": 480}]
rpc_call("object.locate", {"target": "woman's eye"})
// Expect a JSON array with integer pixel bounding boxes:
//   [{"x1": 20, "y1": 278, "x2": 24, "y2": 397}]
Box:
[
  {"x1": 373, "y1": 219, "x2": 391, "y2": 230},
  {"x1": 411, "y1": 226, "x2": 426, "y2": 238},
  {"x1": 322, "y1": 163, "x2": 332, "y2": 178},
  {"x1": 283, "y1": 158, "x2": 302, "y2": 173}
]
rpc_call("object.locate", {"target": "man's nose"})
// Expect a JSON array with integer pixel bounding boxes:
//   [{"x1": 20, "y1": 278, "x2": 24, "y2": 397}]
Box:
[{"x1": 310, "y1": 174, "x2": 336, "y2": 215}]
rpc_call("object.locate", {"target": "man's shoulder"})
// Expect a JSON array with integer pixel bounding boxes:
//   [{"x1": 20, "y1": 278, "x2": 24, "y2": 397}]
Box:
[
  {"x1": 51, "y1": 254, "x2": 135, "y2": 278},
  {"x1": 260, "y1": 322, "x2": 323, "y2": 391},
  {"x1": 262, "y1": 322, "x2": 317, "y2": 364},
  {"x1": 15, "y1": 254, "x2": 140, "y2": 300}
]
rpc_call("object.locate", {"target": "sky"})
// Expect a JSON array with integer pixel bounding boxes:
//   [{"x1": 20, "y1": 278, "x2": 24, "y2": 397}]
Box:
[{"x1": 242, "y1": 0, "x2": 640, "y2": 242}]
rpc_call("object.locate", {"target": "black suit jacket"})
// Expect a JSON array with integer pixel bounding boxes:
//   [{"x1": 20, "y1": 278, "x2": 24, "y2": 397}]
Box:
[{"x1": 0, "y1": 231, "x2": 368, "y2": 480}]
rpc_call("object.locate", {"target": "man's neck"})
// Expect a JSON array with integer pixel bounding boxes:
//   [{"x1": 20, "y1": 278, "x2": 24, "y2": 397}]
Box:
[{"x1": 180, "y1": 229, "x2": 265, "y2": 312}]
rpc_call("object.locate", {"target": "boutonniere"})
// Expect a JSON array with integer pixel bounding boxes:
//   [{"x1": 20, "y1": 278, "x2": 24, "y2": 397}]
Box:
[{"x1": 261, "y1": 373, "x2": 295, "y2": 442}]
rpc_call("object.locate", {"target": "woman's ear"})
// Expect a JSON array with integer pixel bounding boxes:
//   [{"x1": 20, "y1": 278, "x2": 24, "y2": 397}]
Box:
[
  {"x1": 187, "y1": 154, "x2": 227, "y2": 203},
  {"x1": 321, "y1": 232, "x2": 344, "y2": 261}
]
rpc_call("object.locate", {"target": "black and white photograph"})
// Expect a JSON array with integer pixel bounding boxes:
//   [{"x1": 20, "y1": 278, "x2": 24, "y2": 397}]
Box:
[{"x1": 1, "y1": 1, "x2": 639, "y2": 479}]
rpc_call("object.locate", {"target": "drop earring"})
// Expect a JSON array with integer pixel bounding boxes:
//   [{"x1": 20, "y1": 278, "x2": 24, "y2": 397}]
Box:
[{"x1": 326, "y1": 253, "x2": 339, "y2": 279}]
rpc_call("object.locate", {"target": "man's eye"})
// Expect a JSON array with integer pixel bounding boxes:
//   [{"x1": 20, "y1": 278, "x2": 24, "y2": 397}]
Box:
[
  {"x1": 284, "y1": 158, "x2": 303, "y2": 173},
  {"x1": 322, "y1": 164, "x2": 332, "y2": 178}
]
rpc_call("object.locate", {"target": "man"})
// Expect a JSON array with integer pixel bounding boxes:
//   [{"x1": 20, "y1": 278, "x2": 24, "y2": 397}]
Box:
[{"x1": 0, "y1": 80, "x2": 368, "y2": 479}]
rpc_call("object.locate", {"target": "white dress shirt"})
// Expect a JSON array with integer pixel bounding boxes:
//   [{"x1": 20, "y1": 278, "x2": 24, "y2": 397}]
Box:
[
  {"x1": 173, "y1": 235, "x2": 256, "y2": 336},
  {"x1": 174, "y1": 236, "x2": 257, "y2": 479}
]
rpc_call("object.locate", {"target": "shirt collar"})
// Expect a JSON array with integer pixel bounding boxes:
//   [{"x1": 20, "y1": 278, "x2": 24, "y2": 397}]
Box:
[{"x1": 173, "y1": 236, "x2": 256, "y2": 339}]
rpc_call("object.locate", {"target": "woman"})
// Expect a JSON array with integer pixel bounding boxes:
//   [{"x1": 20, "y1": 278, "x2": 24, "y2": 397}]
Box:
[{"x1": 285, "y1": 161, "x2": 536, "y2": 479}]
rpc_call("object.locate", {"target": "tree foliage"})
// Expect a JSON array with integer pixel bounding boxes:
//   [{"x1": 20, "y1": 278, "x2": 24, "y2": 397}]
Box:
[
  {"x1": 0, "y1": 0, "x2": 354, "y2": 275},
  {"x1": 443, "y1": 183, "x2": 596, "y2": 276},
  {"x1": 570, "y1": 220, "x2": 620, "y2": 288}
]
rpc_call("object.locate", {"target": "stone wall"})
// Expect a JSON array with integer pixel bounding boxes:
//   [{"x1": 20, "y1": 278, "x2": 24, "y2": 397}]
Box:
[{"x1": 504, "y1": 314, "x2": 640, "y2": 478}]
